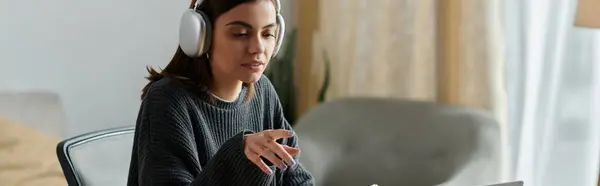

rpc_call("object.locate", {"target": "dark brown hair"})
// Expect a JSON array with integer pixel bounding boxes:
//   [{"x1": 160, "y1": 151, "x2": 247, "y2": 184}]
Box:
[{"x1": 141, "y1": 0, "x2": 263, "y2": 102}]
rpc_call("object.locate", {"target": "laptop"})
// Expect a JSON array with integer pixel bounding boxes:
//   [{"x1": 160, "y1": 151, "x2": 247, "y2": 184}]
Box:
[
  {"x1": 486, "y1": 181, "x2": 524, "y2": 186},
  {"x1": 370, "y1": 181, "x2": 524, "y2": 186}
]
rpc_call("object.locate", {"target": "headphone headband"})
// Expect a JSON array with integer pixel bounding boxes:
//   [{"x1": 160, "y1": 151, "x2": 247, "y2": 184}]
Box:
[
  {"x1": 193, "y1": 0, "x2": 280, "y2": 12},
  {"x1": 273, "y1": 0, "x2": 281, "y2": 13}
]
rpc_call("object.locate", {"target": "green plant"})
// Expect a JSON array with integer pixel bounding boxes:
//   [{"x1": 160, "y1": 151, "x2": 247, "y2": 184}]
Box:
[
  {"x1": 265, "y1": 29, "x2": 331, "y2": 126},
  {"x1": 318, "y1": 50, "x2": 331, "y2": 103}
]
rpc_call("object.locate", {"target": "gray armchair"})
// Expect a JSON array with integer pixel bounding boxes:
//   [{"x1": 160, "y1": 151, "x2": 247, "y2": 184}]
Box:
[
  {"x1": 56, "y1": 126, "x2": 135, "y2": 186},
  {"x1": 55, "y1": 98, "x2": 505, "y2": 186},
  {"x1": 293, "y1": 98, "x2": 504, "y2": 186}
]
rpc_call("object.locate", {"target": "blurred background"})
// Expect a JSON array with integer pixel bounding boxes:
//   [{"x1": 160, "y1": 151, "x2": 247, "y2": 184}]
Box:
[{"x1": 0, "y1": 0, "x2": 599, "y2": 186}]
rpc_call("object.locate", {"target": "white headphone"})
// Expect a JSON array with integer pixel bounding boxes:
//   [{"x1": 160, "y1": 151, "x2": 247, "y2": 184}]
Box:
[{"x1": 178, "y1": 0, "x2": 286, "y2": 59}]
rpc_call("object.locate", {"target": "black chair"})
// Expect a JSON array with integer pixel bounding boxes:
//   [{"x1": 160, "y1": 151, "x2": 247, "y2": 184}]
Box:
[{"x1": 56, "y1": 126, "x2": 135, "y2": 186}]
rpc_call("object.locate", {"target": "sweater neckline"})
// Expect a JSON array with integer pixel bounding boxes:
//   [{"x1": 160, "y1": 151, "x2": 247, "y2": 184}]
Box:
[
  {"x1": 200, "y1": 86, "x2": 248, "y2": 110},
  {"x1": 164, "y1": 76, "x2": 248, "y2": 110}
]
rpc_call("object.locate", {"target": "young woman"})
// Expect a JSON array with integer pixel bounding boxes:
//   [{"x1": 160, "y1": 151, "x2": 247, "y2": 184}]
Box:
[{"x1": 126, "y1": 0, "x2": 314, "y2": 185}]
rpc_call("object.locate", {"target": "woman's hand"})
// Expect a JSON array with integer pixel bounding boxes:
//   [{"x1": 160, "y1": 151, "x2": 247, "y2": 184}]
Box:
[{"x1": 243, "y1": 129, "x2": 300, "y2": 174}]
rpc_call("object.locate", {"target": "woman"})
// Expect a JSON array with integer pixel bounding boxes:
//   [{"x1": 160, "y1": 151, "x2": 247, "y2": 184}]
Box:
[{"x1": 126, "y1": 0, "x2": 314, "y2": 185}]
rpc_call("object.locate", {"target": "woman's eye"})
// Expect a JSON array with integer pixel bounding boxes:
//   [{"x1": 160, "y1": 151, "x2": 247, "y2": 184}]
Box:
[
  {"x1": 232, "y1": 33, "x2": 248, "y2": 37},
  {"x1": 263, "y1": 33, "x2": 275, "y2": 38}
]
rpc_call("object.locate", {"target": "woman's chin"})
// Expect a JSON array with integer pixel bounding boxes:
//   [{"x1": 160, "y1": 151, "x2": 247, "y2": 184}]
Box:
[{"x1": 239, "y1": 73, "x2": 263, "y2": 84}]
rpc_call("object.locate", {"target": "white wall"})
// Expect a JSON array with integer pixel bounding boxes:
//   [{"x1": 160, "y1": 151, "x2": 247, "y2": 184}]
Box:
[{"x1": 0, "y1": 0, "x2": 295, "y2": 137}]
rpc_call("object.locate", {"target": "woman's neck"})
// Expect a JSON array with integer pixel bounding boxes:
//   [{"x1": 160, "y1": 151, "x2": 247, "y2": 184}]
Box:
[{"x1": 210, "y1": 75, "x2": 243, "y2": 102}]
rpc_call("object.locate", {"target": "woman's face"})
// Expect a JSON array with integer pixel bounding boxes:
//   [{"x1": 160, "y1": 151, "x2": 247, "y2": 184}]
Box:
[{"x1": 210, "y1": 0, "x2": 277, "y2": 84}]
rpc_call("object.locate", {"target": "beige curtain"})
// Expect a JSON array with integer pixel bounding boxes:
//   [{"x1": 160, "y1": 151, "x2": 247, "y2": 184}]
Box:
[
  {"x1": 295, "y1": 0, "x2": 508, "y2": 180},
  {"x1": 296, "y1": 0, "x2": 505, "y2": 120}
]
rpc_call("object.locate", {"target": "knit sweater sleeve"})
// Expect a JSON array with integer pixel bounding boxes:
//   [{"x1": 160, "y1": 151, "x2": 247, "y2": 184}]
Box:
[{"x1": 133, "y1": 85, "x2": 272, "y2": 186}]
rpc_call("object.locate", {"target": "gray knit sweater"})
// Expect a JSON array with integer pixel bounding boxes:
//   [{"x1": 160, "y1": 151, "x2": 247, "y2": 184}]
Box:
[{"x1": 126, "y1": 75, "x2": 314, "y2": 186}]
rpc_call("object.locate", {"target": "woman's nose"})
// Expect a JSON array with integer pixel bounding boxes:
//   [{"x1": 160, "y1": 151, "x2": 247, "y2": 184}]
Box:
[{"x1": 248, "y1": 36, "x2": 266, "y2": 54}]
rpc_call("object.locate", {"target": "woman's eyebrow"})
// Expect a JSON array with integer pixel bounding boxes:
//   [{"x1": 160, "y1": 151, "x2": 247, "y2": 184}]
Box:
[{"x1": 226, "y1": 21, "x2": 277, "y2": 29}]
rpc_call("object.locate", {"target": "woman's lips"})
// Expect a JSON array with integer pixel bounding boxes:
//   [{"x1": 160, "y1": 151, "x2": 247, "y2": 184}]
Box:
[{"x1": 241, "y1": 62, "x2": 263, "y2": 71}]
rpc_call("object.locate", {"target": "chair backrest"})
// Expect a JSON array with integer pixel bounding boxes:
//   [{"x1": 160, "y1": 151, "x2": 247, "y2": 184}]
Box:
[
  {"x1": 56, "y1": 126, "x2": 135, "y2": 186},
  {"x1": 293, "y1": 98, "x2": 503, "y2": 186}
]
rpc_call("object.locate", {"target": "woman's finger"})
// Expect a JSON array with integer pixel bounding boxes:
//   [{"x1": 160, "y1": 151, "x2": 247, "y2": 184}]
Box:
[
  {"x1": 262, "y1": 129, "x2": 295, "y2": 140},
  {"x1": 246, "y1": 141, "x2": 273, "y2": 174},
  {"x1": 261, "y1": 149, "x2": 287, "y2": 170},
  {"x1": 282, "y1": 145, "x2": 301, "y2": 156},
  {"x1": 265, "y1": 141, "x2": 296, "y2": 167},
  {"x1": 249, "y1": 154, "x2": 273, "y2": 175}
]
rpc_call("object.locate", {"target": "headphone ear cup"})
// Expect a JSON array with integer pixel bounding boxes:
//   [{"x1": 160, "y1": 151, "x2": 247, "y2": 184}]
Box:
[
  {"x1": 179, "y1": 10, "x2": 212, "y2": 58},
  {"x1": 272, "y1": 14, "x2": 286, "y2": 58}
]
